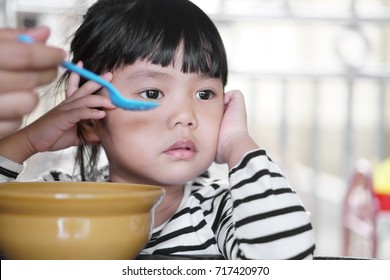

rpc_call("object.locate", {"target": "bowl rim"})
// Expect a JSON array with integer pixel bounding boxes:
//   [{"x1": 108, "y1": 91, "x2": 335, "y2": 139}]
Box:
[{"x1": 0, "y1": 181, "x2": 165, "y2": 200}]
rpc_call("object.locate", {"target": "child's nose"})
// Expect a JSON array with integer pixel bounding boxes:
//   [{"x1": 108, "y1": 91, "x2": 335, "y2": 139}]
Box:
[{"x1": 168, "y1": 100, "x2": 198, "y2": 129}]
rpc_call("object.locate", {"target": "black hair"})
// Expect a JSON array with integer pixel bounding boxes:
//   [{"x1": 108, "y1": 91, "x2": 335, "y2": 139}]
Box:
[
  {"x1": 63, "y1": 0, "x2": 228, "y2": 180},
  {"x1": 71, "y1": 0, "x2": 227, "y2": 85}
]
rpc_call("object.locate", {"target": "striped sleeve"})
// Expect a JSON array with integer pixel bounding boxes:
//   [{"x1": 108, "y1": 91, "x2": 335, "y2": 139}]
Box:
[
  {"x1": 0, "y1": 155, "x2": 74, "y2": 182},
  {"x1": 0, "y1": 155, "x2": 24, "y2": 182},
  {"x1": 221, "y1": 149, "x2": 315, "y2": 259}
]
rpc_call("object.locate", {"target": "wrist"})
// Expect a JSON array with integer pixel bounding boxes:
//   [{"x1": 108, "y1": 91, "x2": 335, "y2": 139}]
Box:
[
  {"x1": 222, "y1": 133, "x2": 259, "y2": 169},
  {"x1": 0, "y1": 129, "x2": 37, "y2": 164}
]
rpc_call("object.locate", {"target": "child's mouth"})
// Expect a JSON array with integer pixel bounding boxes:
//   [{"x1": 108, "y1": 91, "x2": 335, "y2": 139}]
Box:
[
  {"x1": 172, "y1": 147, "x2": 191, "y2": 151},
  {"x1": 165, "y1": 139, "x2": 196, "y2": 159}
]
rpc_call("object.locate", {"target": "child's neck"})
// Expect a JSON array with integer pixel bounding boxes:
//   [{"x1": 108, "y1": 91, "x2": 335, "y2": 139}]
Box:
[{"x1": 153, "y1": 185, "x2": 184, "y2": 228}]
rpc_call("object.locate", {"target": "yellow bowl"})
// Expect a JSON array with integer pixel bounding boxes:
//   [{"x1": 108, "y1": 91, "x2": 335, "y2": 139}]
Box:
[{"x1": 0, "y1": 182, "x2": 164, "y2": 260}]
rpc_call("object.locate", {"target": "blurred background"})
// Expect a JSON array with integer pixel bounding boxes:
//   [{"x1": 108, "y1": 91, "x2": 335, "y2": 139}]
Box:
[{"x1": 1, "y1": 0, "x2": 389, "y2": 258}]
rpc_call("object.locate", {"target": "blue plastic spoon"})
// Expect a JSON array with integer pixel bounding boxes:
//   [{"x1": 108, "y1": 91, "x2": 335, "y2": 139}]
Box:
[{"x1": 18, "y1": 34, "x2": 158, "y2": 111}]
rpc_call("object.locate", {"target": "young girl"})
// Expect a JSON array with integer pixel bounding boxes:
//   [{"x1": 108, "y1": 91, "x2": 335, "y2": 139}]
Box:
[{"x1": 0, "y1": 0, "x2": 315, "y2": 259}]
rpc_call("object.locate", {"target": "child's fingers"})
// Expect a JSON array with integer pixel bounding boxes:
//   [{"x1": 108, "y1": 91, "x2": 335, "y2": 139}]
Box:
[
  {"x1": 78, "y1": 94, "x2": 116, "y2": 110},
  {"x1": 61, "y1": 93, "x2": 116, "y2": 112},
  {"x1": 48, "y1": 107, "x2": 106, "y2": 138},
  {"x1": 66, "y1": 107, "x2": 107, "y2": 124},
  {"x1": 66, "y1": 72, "x2": 114, "y2": 100},
  {"x1": 51, "y1": 107, "x2": 106, "y2": 133},
  {"x1": 224, "y1": 90, "x2": 242, "y2": 103},
  {"x1": 223, "y1": 90, "x2": 246, "y2": 111},
  {"x1": 66, "y1": 61, "x2": 82, "y2": 98}
]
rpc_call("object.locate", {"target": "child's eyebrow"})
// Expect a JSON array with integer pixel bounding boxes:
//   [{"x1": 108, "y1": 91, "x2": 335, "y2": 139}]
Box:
[{"x1": 126, "y1": 70, "x2": 170, "y2": 81}]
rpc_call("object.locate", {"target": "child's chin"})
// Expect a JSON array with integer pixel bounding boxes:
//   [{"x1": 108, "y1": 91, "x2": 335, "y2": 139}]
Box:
[
  {"x1": 160, "y1": 173, "x2": 201, "y2": 186},
  {"x1": 156, "y1": 164, "x2": 211, "y2": 186}
]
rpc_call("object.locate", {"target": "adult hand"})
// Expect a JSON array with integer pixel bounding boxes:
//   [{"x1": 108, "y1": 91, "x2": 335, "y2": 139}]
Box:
[{"x1": 0, "y1": 26, "x2": 66, "y2": 136}]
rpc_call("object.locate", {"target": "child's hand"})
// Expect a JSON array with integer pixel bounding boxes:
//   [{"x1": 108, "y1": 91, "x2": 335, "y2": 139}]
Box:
[
  {"x1": 0, "y1": 66, "x2": 116, "y2": 163},
  {"x1": 215, "y1": 90, "x2": 258, "y2": 168},
  {"x1": 25, "y1": 68, "x2": 116, "y2": 152}
]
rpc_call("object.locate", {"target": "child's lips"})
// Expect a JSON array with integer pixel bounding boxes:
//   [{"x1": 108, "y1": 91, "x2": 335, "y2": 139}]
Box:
[{"x1": 164, "y1": 139, "x2": 197, "y2": 159}]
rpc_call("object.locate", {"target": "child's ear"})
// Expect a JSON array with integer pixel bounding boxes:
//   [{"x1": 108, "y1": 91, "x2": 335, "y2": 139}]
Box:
[{"x1": 78, "y1": 119, "x2": 101, "y2": 144}]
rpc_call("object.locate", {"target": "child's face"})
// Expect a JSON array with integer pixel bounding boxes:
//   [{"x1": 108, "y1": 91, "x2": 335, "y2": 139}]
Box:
[{"x1": 95, "y1": 57, "x2": 224, "y2": 186}]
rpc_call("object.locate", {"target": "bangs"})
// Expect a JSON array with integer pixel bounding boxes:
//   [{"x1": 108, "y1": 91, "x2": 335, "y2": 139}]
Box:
[
  {"x1": 71, "y1": 0, "x2": 228, "y2": 86},
  {"x1": 141, "y1": 2, "x2": 227, "y2": 85}
]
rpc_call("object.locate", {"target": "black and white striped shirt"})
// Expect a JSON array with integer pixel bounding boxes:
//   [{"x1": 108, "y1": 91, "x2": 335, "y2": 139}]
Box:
[{"x1": 0, "y1": 149, "x2": 315, "y2": 259}]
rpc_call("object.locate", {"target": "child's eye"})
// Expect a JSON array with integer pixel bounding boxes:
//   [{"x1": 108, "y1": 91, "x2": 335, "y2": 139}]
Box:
[
  {"x1": 139, "y1": 89, "x2": 163, "y2": 99},
  {"x1": 195, "y1": 90, "x2": 215, "y2": 100}
]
